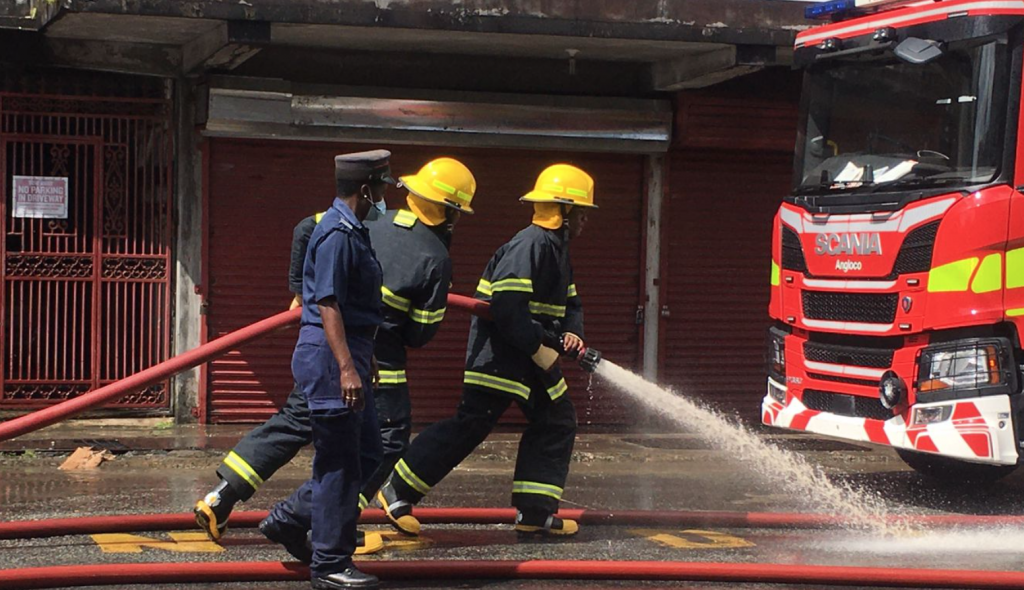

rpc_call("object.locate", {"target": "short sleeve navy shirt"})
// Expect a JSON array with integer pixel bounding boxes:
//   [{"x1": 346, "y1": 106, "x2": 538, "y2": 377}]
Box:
[{"x1": 300, "y1": 198, "x2": 383, "y2": 330}]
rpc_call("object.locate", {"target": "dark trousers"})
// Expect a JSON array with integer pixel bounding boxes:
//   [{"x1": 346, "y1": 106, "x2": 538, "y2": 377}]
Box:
[
  {"x1": 217, "y1": 382, "x2": 412, "y2": 505},
  {"x1": 391, "y1": 385, "x2": 577, "y2": 514},
  {"x1": 268, "y1": 402, "x2": 381, "y2": 576}
]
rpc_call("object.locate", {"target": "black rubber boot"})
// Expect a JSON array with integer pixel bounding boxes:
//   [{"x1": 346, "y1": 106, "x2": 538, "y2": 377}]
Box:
[
  {"x1": 194, "y1": 479, "x2": 240, "y2": 541},
  {"x1": 514, "y1": 508, "x2": 579, "y2": 537},
  {"x1": 376, "y1": 479, "x2": 420, "y2": 536},
  {"x1": 311, "y1": 566, "x2": 379, "y2": 589}
]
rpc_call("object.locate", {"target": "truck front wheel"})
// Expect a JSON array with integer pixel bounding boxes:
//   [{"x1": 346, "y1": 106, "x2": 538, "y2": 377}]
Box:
[{"x1": 896, "y1": 449, "x2": 1018, "y2": 484}]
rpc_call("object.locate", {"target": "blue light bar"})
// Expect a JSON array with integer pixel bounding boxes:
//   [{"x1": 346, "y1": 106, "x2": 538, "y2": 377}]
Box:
[{"x1": 805, "y1": 0, "x2": 857, "y2": 20}]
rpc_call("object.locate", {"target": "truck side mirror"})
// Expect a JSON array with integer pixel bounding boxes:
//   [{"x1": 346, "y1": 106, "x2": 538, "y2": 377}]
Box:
[{"x1": 895, "y1": 37, "x2": 944, "y2": 64}]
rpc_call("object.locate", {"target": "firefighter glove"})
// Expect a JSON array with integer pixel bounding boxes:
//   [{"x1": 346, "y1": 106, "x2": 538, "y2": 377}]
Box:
[{"x1": 531, "y1": 344, "x2": 560, "y2": 372}]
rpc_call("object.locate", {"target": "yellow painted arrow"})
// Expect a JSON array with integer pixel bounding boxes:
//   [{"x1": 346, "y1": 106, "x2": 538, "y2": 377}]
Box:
[{"x1": 91, "y1": 532, "x2": 224, "y2": 554}]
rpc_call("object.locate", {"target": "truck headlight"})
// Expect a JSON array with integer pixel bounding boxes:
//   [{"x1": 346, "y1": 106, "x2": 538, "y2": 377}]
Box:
[{"x1": 917, "y1": 338, "x2": 1014, "y2": 400}]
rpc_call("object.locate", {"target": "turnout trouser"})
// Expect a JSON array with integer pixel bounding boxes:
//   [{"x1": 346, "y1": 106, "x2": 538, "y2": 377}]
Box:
[
  {"x1": 216, "y1": 382, "x2": 412, "y2": 508},
  {"x1": 390, "y1": 385, "x2": 577, "y2": 514},
  {"x1": 217, "y1": 383, "x2": 311, "y2": 501},
  {"x1": 362, "y1": 382, "x2": 413, "y2": 502}
]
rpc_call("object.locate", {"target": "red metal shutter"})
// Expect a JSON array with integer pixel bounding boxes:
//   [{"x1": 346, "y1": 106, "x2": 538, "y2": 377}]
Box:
[
  {"x1": 206, "y1": 138, "x2": 643, "y2": 424},
  {"x1": 661, "y1": 90, "x2": 797, "y2": 420}
]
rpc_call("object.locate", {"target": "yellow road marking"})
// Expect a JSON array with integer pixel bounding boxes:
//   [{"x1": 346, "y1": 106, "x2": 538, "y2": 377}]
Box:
[
  {"x1": 379, "y1": 531, "x2": 432, "y2": 552},
  {"x1": 630, "y1": 528, "x2": 755, "y2": 549},
  {"x1": 91, "y1": 532, "x2": 224, "y2": 554}
]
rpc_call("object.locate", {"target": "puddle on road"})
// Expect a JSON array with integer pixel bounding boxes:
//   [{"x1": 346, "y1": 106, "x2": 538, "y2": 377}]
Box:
[{"x1": 823, "y1": 526, "x2": 1024, "y2": 554}]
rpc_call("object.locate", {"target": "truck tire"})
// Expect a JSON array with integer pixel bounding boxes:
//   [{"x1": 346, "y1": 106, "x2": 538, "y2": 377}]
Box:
[{"x1": 896, "y1": 449, "x2": 1017, "y2": 484}]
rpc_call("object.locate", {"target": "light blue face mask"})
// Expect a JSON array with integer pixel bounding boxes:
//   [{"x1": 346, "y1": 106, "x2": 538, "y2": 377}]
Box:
[{"x1": 364, "y1": 197, "x2": 387, "y2": 222}]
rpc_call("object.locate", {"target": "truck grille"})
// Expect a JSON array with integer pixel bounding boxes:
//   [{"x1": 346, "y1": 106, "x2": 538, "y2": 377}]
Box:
[
  {"x1": 802, "y1": 292, "x2": 898, "y2": 324},
  {"x1": 781, "y1": 220, "x2": 938, "y2": 278},
  {"x1": 807, "y1": 373, "x2": 880, "y2": 387},
  {"x1": 781, "y1": 226, "x2": 807, "y2": 272},
  {"x1": 802, "y1": 390, "x2": 893, "y2": 420},
  {"x1": 803, "y1": 342, "x2": 894, "y2": 368},
  {"x1": 891, "y1": 221, "x2": 939, "y2": 276}
]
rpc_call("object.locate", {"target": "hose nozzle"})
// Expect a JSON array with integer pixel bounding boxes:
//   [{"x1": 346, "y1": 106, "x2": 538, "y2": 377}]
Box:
[{"x1": 578, "y1": 347, "x2": 602, "y2": 373}]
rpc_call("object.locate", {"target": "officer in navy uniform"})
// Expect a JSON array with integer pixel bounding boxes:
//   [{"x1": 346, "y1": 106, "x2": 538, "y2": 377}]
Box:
[
  {"x1": 193, "y1": 160, "x2": 478, "y2": 558},
  {"x1": 262, "y1": 150, "x2": 392, "y2": 590}
]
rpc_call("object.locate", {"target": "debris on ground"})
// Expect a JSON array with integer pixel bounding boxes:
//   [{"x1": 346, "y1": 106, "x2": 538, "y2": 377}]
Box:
[{"x1": 59, "y1": 447, "x2": 115, "y2": 470}]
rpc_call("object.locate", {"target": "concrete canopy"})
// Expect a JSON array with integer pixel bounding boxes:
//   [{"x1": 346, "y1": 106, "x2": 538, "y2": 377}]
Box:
[{"x1": 2, "y1": 0, "x2": 809, "y2": 91}]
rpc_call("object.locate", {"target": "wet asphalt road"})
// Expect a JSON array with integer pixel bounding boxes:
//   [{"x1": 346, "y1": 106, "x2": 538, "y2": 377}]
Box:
[{"x1": 3, "y1": 430, "x2": 1024, "y2": 589}]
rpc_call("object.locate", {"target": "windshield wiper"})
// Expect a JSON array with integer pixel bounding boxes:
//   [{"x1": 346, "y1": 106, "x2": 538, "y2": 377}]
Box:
[{"x1": 867, "y1": 176, "x2": 965, "y2": 193}]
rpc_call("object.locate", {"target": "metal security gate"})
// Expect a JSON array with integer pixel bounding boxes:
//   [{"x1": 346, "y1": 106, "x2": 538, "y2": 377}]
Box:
[{"x1": 0, "y1": 93, "x2": 173, "y2": 410}]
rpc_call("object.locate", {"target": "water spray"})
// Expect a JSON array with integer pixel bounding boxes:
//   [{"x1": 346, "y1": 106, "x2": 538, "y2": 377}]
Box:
[{"x1": 593, "y1": 359, "x2": 898, "y2": 535}]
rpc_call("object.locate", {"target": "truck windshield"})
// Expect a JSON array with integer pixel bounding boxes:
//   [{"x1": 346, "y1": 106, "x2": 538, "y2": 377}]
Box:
[{"x1": 794, "y1": 40, "x2": 1008, "y2": 195}]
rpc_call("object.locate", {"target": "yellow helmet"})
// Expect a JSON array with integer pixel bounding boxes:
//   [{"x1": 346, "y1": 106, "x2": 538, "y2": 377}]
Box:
[
  {"x1": 520, "y1": 164, "x2": 597, "y2": 209},
  {"x1": 399, "y1": 157, "x2": 477, "y2": 214}
]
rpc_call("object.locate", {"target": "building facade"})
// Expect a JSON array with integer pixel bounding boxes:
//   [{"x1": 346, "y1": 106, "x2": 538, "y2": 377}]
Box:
[{"x1": 0, "y1": 0, "x2": 806, "y2": 425}]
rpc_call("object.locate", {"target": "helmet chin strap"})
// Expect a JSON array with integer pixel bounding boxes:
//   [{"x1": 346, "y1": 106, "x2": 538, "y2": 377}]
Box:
[{"x1": 440, "y1": 208, "x2": 458, "y2": 251}]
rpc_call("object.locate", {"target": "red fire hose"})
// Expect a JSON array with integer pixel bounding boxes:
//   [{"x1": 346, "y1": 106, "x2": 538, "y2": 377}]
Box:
[
  {"x1": 0, "y1": 294, "x2": 490, "y2": 443},
  {"x1": 5, "y1": 559, "x2": 1024, "y2": 590},
  {"x1": 2, "y1": 508, "x2": 1020, "y2": 541},
  {"x1": 447, "y1": 293, "x2": 491, "y2": 320}
]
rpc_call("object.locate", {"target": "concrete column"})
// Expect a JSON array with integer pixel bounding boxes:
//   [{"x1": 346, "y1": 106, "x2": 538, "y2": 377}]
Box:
[
  {"x1": 642, "y1": 154, "x2": 665, "y2": 381},
  {"x1": 171, "y1": 77, "x2": 204, "y2": 423}
]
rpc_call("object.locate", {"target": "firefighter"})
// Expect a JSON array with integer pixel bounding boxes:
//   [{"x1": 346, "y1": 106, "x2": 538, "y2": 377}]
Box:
[
  {"x1": 193, "y1": 158, "x2": 477, "y2": 556},
  {"x1": 376, "y1": 163, "x2": 596, "y2": 538},
  {"x1": 362, "y1": 157, "x2": 476, "y2": 503}
]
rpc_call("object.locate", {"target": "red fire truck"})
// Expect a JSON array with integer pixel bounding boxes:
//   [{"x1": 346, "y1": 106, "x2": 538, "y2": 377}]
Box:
[{"x1": 763, "y1": 0, "x2": 1024, "y2": 481}]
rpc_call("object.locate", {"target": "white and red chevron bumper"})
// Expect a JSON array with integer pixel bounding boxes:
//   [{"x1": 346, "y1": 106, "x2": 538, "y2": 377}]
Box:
[{"x1": 762, "y1": 380, "x2": 1019, "y2": 466}]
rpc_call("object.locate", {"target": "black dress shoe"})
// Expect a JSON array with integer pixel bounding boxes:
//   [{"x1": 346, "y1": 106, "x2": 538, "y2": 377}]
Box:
[
  {"x1": 259, "y1": 516, "x2": 313, "y2": 563},
  {"x1": 311, "y1": 566, "x2": 379, "y2": 589}
]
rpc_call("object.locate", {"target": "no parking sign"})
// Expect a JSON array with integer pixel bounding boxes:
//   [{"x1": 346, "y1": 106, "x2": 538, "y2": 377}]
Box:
[{"x1": 12, "y1": 175, "x2": 69, "y2": 219}]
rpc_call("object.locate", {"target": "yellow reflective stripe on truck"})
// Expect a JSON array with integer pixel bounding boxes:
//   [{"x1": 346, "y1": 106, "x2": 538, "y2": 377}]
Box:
[
  {"x1": 1007, "y1": 248, "x2": 1024, "y2": 289},
  {"x1": 972, "y1": 254, "x2": 1002, "y2": 294},
  {"x1": 927, "y1": 258, "x2": 978, "y2": 293}
]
